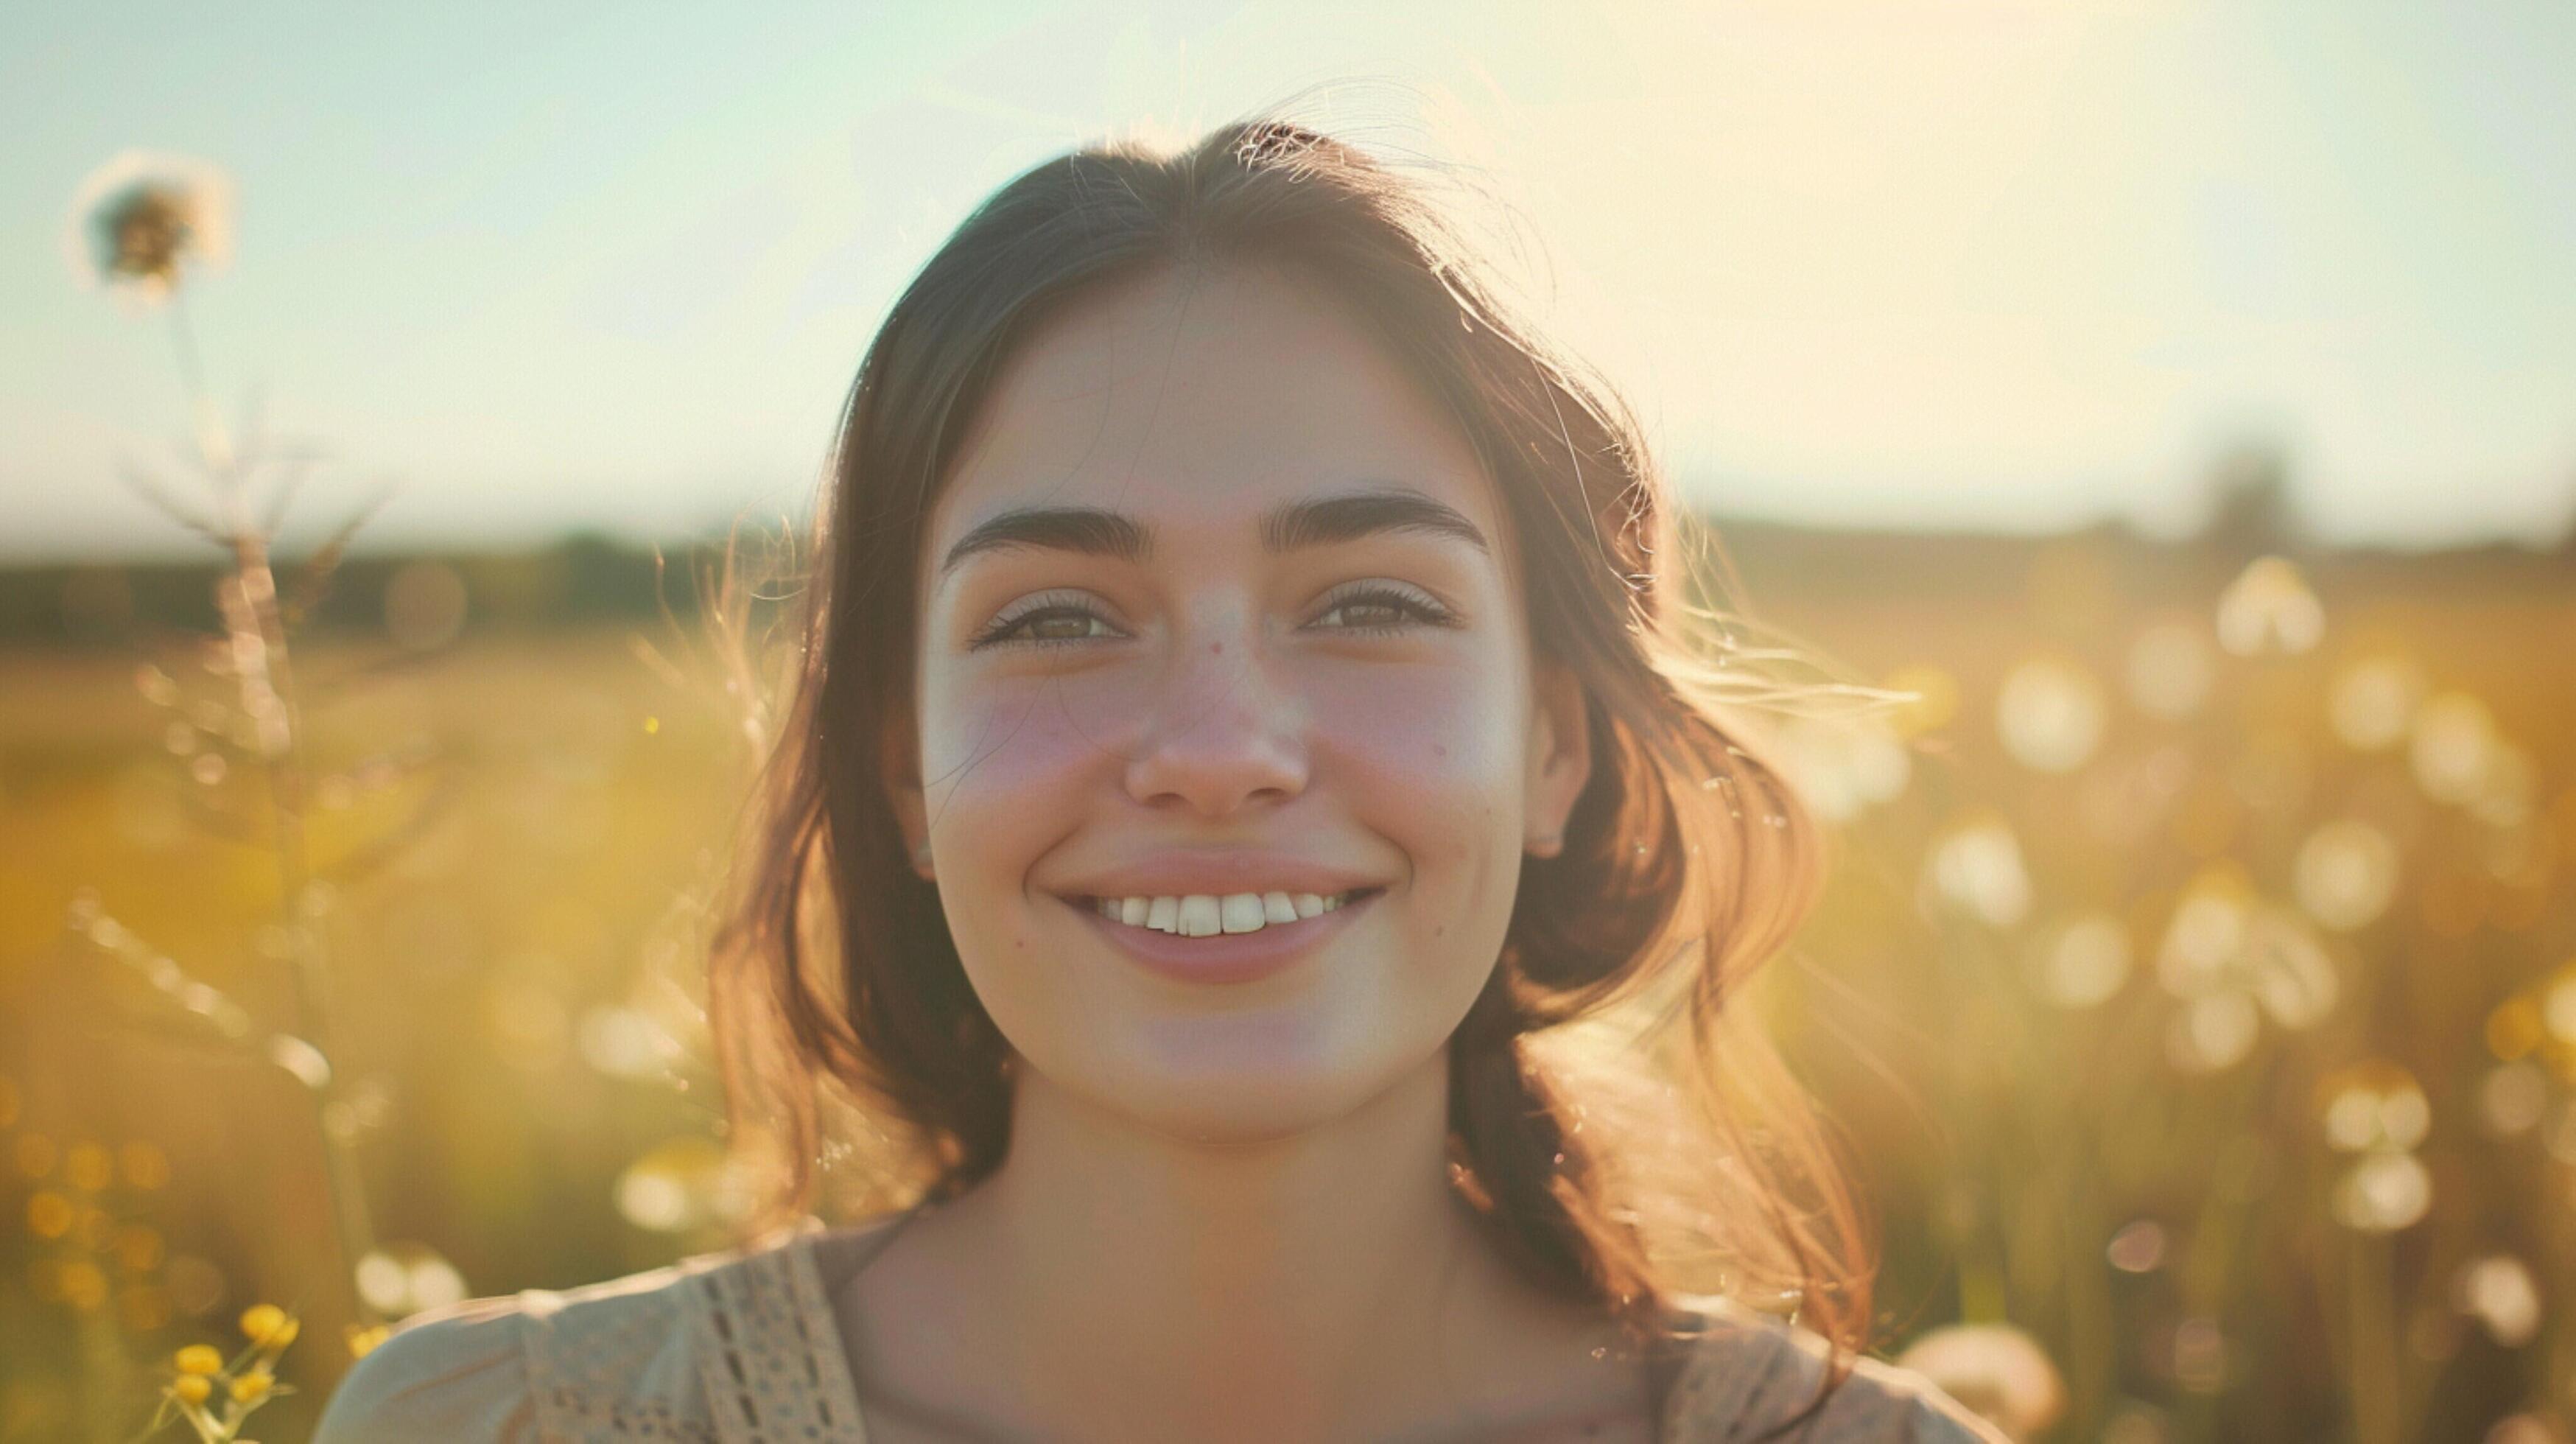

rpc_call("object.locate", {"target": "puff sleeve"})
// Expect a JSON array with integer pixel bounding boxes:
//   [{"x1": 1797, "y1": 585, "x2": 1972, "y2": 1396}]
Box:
[
  {"x1": 1660, "y1": 1298, "x2": 2012, "y2": 1442},
  {"x1": 311, "y1": 1298, "x2": 540, "y2": 1443}
]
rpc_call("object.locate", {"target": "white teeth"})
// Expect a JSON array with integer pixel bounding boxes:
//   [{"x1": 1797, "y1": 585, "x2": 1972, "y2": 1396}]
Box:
[
  {"x1": 1176, "y1": 895, "x2": 1223, "y2": 937},
  {"x1": 1096, "y1": 890, "x2": 1359, "y2": 934},
  {"x1": 1219, "y1": 894, "x2": 1267, "y2": 933}
]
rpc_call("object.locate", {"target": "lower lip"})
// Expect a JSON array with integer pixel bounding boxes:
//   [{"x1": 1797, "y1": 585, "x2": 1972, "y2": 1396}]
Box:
[{"x1": 1068, "y1": 892, "x2": 1378, "y2": 985}]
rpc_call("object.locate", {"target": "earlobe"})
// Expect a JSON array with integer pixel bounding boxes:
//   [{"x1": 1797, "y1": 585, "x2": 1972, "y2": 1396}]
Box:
[
  {"x1": 879, "y1": 705, "x2": 935, "y2": 880},
  {"x1": 1524, "y1": 662, "x2": 1593, "y2": 860}
]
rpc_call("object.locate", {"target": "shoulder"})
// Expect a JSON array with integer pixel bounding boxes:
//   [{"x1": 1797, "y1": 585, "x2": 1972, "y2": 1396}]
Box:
[
  {"x1": 1657, "y1": 1296, "x2": 2012, "y2": 1443},
  {"x1": 312, "y1": 1240, "x2": 788, "y2": 1443},
  {"x1": 312, "y1": 1293, "x2": 539, "y2": 1443}
]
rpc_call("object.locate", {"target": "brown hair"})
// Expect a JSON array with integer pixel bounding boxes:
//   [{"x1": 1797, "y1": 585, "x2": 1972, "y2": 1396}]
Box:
[{"x1": 703, "y1": 115, "x2": 1874, "y2": 1426}]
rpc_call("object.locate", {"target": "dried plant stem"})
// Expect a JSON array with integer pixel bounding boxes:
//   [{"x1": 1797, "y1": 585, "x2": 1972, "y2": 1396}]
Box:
[
  {"x1": 177, "y1": 312, "x2": 381, "y2": 1324},
  {"x1": 237, "y1": 541, "x2": 380, "y2": 1310},
  {"x1": 168, "y1": 295, "x2": 231, "y2": 483},
  {"x1": 2342, "y1": 1229, "x2": 2400, "y2": 1444}
]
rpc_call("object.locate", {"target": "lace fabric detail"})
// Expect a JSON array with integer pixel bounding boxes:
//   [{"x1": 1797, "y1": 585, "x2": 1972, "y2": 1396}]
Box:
[
  {"x1": 686, "y1": 1224, "x2": 870, "y2": 1441},
  {"x1": 509, "y1": 1227, "x2": 863, "y2": 1443}
]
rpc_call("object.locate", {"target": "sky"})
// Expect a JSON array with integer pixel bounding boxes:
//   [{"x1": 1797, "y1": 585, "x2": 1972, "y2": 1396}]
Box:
[{"x1": 4, "y1": 0, "x2": 2573, "y2": 561}]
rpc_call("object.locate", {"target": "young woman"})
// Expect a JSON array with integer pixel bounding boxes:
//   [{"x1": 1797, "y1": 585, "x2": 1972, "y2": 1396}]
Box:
[{"x1": 317, "y1": 119, "x2": 2002, "y2": 1443}]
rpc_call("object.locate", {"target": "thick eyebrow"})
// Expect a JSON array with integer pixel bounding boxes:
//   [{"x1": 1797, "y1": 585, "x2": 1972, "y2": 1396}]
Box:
[{"x1": 936, "y1": 487, "x2": 1489, "y2": 581}]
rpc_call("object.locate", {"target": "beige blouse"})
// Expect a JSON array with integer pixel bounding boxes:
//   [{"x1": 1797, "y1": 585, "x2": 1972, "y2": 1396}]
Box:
[{"x1": 312, "y1": 1218, "x2": 2004, "y2": 1442}]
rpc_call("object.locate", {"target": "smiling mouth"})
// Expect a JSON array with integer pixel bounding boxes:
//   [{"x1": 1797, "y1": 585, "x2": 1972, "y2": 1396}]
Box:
[{"x1": 1073, "y1": 889, "x2": 1383, "y2": 938}]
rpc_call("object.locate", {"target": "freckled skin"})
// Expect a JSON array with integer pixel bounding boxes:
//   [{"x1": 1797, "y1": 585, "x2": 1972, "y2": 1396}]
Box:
[{"x1": 894, "y1": 263, "x2": 1589, "y2": 1144}]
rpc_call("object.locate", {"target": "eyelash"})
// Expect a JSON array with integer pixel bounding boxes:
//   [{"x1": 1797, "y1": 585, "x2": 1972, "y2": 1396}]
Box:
[{"x1": 969, "y1": 583, "x2": 1459, "y2": 651}]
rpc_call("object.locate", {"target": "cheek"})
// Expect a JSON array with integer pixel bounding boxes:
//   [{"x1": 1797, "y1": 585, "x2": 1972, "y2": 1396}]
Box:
[
  {"x1": 916, "y1": 676, "x2": 1109, "y2": 869},
  {"x1": 1306, "y1": 656, "x2": 1529, "y2": 911},
  {"x1": 1309, "y1": 660, "x2": 1519, "y2": 796}
]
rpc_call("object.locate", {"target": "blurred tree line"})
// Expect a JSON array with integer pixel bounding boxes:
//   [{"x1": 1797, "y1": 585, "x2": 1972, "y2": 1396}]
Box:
[{"x1": 7, "y1": 493, "x2": 2572, "y2": 652}]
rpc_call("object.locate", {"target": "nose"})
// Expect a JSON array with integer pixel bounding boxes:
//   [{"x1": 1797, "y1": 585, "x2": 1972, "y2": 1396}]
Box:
[{"x1": 1123, "y1": 620, "x2": 1309, "y2": 819}]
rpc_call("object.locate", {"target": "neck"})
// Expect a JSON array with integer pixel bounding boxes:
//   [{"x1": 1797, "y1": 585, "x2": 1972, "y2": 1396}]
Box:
[{"x1": 910, "y1": 1051, "x2": 1587, "y2": 1440}]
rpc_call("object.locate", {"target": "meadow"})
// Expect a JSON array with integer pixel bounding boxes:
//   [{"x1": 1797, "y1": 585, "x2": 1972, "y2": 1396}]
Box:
[{"x1": 1, "y1": 523, "x2": 2571, "y2": 1442}]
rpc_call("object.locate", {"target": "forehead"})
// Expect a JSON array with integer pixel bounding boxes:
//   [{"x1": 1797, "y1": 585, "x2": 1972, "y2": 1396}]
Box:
[{"x1": 930, "y1": 263, "x2": 1505, "y2": 559}]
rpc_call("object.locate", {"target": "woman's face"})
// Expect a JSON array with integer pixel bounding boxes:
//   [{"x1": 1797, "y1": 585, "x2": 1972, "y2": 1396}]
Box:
[{"x1": 891, "y1": 263, "x2": 1591, "y2": 1143}]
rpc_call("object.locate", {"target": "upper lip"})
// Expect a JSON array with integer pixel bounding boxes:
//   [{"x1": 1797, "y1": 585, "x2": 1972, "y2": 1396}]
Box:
[{"x1": 1053, "y1": 852, "x2": 1389, "y2": 900}]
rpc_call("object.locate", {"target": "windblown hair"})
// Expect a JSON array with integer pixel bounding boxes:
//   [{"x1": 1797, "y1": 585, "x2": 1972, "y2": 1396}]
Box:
[{"x1": 703, "y1": 115, "x2": 1875, "y2": 1426}]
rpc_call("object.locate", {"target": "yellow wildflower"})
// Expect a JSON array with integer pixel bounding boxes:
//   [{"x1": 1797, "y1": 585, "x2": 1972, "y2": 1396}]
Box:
[
  {"x1": 229, "y1": 1369, "x2": 273, "y2": 1403},
  {"x1": 175, "y1": 1343, "x2": 223, "y2": 1374},
  {"x1": 120, "y1": 1140, "x2": 170, "y2": 1190},
  {"x1": 60, "y1": 1263, "x2": 108, "y2": 1310},
  {"x1": 24, "y1": 1191, "x2": 72, "y2": 1238},
  {"x1": 172, "y1": 1374, "x2": 211, "y2": 1405},
  {"x1": 345, "y1": 1322, "x2": 390, "y2": 1359},
  {"x1": 239, "y1": 1302, "x2": 289, "y2": 1345},
  {"x1": 64, "y1": 1142, "x2": 113, "y2": 1191}
]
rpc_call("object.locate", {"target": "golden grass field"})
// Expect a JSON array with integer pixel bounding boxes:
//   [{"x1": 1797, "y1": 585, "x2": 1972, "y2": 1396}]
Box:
[{"x1": 2, "y1": 528, "x2": 2572, "y2": 1442}]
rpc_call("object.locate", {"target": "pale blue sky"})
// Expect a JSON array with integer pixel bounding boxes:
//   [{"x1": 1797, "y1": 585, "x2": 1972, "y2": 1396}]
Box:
[{"x1": 5, "y1": 0, "x2": 2572, "y2": 560}]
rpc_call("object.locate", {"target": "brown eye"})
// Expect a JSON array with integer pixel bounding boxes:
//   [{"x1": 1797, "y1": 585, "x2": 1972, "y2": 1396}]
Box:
[
  {"x1": 1025, "y1": 611, "x2": 1109, "y2": 641},
  {"x1": 972, "y1": 596, "x2": 1124, "y2": 650},
  {"x1": 1308, "y1": 583, "x2": 1454, "y2": 636},
  {"x1": 1315, "y1": 598, "x2": 1408, "y2": 630}
]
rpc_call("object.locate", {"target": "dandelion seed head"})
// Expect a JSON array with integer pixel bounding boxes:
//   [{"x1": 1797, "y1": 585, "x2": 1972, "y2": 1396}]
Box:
[{"x1": 63, "y1": 150, "x2": 235, "y2": 305}]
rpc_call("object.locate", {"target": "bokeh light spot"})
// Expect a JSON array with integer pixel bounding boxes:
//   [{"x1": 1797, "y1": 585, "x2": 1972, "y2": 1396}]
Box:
[
  {"x1": 2125, "y1": 622, "x2": 2214, "y2": 721},
  {"x1": 1998, "y1": 657, "x2": 2105, "y2": 774},
  {"x1": 2293, "y1": 820, "x2": 2400, "y2": 931},
  {"x1": 2215, "y1": 556, "x2": 2323, "y2": 656}
]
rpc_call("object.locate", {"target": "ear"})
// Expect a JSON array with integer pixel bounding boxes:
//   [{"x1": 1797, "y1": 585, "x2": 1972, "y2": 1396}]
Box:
[
  {"x1": 879, "y1": 701, "x2": 935, "y2": 880},
  {"x1": 1523, "y1": 658, "x2": 1593, "y2": 859}
]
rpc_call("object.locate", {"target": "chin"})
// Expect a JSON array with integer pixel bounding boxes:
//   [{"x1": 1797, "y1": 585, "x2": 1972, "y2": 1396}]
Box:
[{"x1": 1058, "y1": 1018, "x2": 1419, "y2": 1143}]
